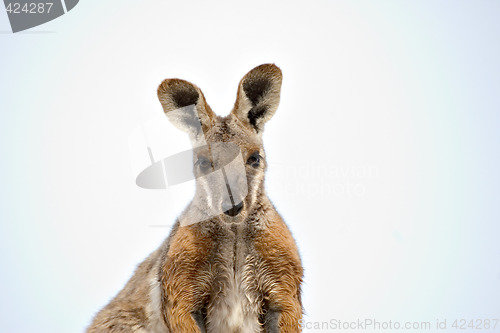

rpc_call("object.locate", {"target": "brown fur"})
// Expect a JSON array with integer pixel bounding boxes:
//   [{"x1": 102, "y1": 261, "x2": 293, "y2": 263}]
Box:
[{"x1": 87, "y1": 64, "x2": 303, "y2": 333}]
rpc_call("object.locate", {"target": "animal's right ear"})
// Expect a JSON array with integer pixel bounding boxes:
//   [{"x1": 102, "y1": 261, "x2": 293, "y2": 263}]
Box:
[{"x1": 157, "y1": 79, "x2": 215, "y2": 139}]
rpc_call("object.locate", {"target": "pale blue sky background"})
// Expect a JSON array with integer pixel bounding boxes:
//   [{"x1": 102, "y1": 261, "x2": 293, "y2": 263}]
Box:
[{"x1": 1, "y1": 1, "x2": 499, "y2": 332}]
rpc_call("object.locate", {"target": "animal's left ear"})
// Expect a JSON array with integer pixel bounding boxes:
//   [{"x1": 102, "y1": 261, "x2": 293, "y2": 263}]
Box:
[{"x1": 231, "y1": 64, "x2": 283, "y2": 133}]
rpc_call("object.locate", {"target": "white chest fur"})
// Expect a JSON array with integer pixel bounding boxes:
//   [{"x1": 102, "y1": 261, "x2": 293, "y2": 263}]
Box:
[{"x1": 207, "y1": 269, "x2": 261, "y2": 333}]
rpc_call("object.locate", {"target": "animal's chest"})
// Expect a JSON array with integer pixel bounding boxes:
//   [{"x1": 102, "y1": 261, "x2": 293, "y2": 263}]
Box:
[{"x1": 206, "y1": 227, "x2": 262, "y2": 333}]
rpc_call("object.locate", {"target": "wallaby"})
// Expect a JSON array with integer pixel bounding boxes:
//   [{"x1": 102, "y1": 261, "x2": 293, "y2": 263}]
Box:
[{"x1": 87, "y1": 64, "x2": 303, "y2": 333}]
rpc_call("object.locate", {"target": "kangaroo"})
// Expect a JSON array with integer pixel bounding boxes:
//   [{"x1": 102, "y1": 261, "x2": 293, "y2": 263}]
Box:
[{"x1": 87, "y1": 64, "x2": 303, "y2": 333}]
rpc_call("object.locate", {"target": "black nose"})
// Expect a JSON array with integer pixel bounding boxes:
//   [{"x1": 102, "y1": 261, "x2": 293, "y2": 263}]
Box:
[{"x1": 223, "y1": 201, "x2": 244, "y2": 217}]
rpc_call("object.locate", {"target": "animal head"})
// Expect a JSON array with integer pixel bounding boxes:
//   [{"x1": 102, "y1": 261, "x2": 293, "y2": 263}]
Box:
[{"x1": 157, "y1": 64, "x2": 282, "y2": 224}]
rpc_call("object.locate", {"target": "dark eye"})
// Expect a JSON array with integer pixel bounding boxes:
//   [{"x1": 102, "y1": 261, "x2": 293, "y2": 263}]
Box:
[
  {"x1": 246, "y1": 152, "x2": 262, "y2": 168},
  {"x1": 196, "y1": 157, "x2": 212, "y2": 171}
]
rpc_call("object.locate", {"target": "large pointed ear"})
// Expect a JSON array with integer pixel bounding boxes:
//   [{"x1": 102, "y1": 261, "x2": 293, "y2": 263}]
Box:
[
  {"x1": 231, "y1": 64, "x2": 283, "y2": 133},
  {"x1": 157, "y1": 78, "x2": 215, "y2": 139}
]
